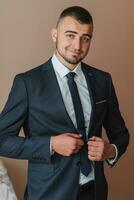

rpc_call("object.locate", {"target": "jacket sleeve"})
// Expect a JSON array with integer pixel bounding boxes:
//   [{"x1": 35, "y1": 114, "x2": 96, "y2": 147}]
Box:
[
  {"x1": 103, "y1": 74, "x2": 130, "y2": 164},
  {"x1": 0, "y1": 75, "x2": 51, "y2": 163}
]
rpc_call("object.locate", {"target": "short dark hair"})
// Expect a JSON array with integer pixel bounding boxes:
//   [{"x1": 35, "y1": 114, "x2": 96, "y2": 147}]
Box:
[{"x1": 57, "y1": 6, "x2": 93, "y2": 25}]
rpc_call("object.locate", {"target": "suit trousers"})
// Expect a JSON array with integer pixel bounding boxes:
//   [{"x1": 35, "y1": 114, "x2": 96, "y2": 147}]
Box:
[{"x1": 77, "y1": 181, "x2": 95, "y2": 200}]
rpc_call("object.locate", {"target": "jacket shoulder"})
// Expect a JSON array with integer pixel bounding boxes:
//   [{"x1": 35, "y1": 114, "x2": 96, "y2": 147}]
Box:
[
  {"x1": 16, "y1": 58, "x2": 52, "y2": 79},
  {"x1": 82, "y1": 62, "x2": 113, "y2": 90},
  {"x1": 82, "y1": 62, "x2": 110, "y2": 77}
]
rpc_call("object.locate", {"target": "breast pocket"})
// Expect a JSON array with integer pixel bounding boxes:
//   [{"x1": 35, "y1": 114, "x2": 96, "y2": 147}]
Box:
[
  {"x1": 95, "y1": 99, "x2": 107, "y2": 105},
  {"x1": 94, "y1": 99, "x2": 107, "y2": 120}
]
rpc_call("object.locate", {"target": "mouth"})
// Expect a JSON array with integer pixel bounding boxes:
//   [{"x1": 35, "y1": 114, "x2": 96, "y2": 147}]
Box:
[{"x1": 69, "y1": 50, "x2": 81, "y2": 56}]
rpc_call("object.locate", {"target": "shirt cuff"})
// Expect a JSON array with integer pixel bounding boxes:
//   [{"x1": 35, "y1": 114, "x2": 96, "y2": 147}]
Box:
[
  {"x1": 50, "y1": 137, "x2": 55, "y2": 155},
  {"x1": 107, "y1": 144, "x2": 118, "y2": 165}
]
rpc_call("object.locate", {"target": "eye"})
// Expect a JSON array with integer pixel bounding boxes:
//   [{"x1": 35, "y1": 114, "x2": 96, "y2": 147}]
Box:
[
  {"x1": 66, "y1": 34, "x2": 75, "y2": 39},
  {"x1": 82, "y1": 36, "x2": 90, "y2": 43}
]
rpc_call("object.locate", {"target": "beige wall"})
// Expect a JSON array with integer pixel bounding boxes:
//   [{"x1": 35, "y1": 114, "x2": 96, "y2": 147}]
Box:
[{"x1": 0, "y1": 1, "x2": 134, "y2": 199}]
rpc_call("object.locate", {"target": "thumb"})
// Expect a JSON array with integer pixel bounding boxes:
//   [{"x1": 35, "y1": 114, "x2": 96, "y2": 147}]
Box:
[
  {"x1": 67, "y1": 133, "x2": 82, "y2": 138},
  {"x1": 89, "y1": 136, "x2": 102, "y2": 141}
]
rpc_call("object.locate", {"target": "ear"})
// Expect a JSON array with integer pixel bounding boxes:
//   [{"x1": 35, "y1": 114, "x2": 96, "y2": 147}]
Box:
[{"x1": 51, "y1": 28, "x2": 58, "y2": 43}]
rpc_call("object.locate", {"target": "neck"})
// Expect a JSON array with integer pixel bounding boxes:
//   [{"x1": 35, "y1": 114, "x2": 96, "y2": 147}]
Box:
[{"x1": 55, "y1": 51, "x2": 77, "y2": 71}]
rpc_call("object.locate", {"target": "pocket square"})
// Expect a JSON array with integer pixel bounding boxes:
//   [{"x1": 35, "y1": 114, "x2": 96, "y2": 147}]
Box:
[{"x1": 95, "y1": 99, "x2": 107, "y2": 104}]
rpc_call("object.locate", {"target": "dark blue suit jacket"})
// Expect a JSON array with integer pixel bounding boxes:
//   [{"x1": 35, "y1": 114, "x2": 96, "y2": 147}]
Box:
[{"x1": 0, "y1": 59, "x2": 129, "y2": 200}]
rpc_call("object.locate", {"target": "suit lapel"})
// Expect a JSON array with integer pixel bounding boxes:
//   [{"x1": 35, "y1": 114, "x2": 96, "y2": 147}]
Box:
[
  {"x1": 41, "y1": 59, "x2": 76, "y2": 131},
  {"x1": 41, "y1": 59, "x2": 98, "y2": 136}
]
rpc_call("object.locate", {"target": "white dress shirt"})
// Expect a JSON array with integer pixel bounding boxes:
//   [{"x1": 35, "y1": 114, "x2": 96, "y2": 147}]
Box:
[{"x1": 52, "y1": 54, "x2": 94, "y2": 185}]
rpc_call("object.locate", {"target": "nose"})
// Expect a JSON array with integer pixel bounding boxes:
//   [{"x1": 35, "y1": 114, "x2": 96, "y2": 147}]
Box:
[{"x1": 73, "y1": 38, "x2": 81, "y2": 51}]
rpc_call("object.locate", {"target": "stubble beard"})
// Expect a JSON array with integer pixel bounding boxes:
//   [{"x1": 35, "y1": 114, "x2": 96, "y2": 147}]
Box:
[{"x1": 56, "y1": 43, "x2": 87, "y2": 65}]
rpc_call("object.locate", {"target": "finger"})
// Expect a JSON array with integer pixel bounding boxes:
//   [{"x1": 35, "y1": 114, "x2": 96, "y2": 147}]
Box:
[
  {"x1": 89, "y1": 154, "x2": 104, "y2": 161},
  {"x1": 89, "y1": 136, "x2": 96, "y2": 141},
  {"x1": 73, "y1": 149, "x2": 80, "y2": 154},
  {"x1": 88, "y1": 137, "x2": 96, "y2": 145},
  {"x1": 77, "y1": 144, "x2": 84, "y2": 150},
  {"x1": 88, "y1": 146, "x2": 100, "y2": 153},
  {"x1": 88, "y1": 138, "x2": 104, "y2": 147},
  {"x1": 88, "y1": 151, "x2": 99, "y2": 159},
  {"x1": 88, "y1": 151, "x2": 97, "y2": 160},
  {"x1": 94, "y1": 136, "x2": 102, "y2": 141},
  {"x1": 88, "y1": 155, "x2": 101, "y2": 161},
  {"x1": 88, "y1": 148, "x2": 104, "y2": 160},
  {"x1": 72, "y1": 143, "x2": 84, "y2": 153},
  {"x1": 67, "y1": 133, "x2": 82, "y2": 138},
  {"x1": 76, "y1": 139, "x2": 84, "y2": 146},
  {"x1": 89, "y1": 136, "x2": 102, "y2": 142},
  {"x1": 88, "y1": 153, "x2": 96, "y2": 161},
  {"x1": 89, "y1": 144, "x2": 104, "y2": 155},
  {"x1": 88, "y1": 156, "x2": 95, "y2": 161},
  {"x1": 72, "y1": 147, "x2": 82, "y2": 154},
  {"x1": 88, "y1": 140, "x2": 100, "y2": 147}
]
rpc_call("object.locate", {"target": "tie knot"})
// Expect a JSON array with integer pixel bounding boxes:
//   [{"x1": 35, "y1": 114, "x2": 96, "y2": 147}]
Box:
[{"x1": 66, "y1": 72, "x2": 76, "y2": 80}]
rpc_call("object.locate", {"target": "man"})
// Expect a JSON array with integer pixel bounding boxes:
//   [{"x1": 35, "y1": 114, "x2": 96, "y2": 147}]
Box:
[{"x1": 0, "y1": 6, "x2": 129, "y2": 200}]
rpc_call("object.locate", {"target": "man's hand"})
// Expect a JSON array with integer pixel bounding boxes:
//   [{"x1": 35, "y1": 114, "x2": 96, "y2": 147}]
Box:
[
  {"x1": 51, "y1": 133, "x2": 84, "y2": 156},
  {"x1": 88, "y1": 136, "x2": 116, "y2": 161}
]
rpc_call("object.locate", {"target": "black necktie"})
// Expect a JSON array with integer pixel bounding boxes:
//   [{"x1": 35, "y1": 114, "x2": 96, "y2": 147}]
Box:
[{"x1": 66, "y1": 72, "x2": 91, "y2": 176}]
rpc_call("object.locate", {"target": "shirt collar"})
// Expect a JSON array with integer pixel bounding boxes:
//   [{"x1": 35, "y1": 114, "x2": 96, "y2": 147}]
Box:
[{"x1": 52, "y1": 54, "x2": 82, "y2": 79}]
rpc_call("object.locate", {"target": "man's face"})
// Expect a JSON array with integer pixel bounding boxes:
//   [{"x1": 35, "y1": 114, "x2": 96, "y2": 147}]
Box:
[{"x1": 52, "y1": 16, "x2": 93, "y2": 69}]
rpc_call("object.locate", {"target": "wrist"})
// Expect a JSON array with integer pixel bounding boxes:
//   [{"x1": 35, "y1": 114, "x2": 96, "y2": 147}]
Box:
[{"x1": 108, "y1": 144, "x2": 116, "y2": 159}]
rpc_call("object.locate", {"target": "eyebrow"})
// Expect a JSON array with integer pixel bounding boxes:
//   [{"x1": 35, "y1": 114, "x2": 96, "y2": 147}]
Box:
[{"x1": 64, "y1": 30, "x2": 92, "y2": 38}]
